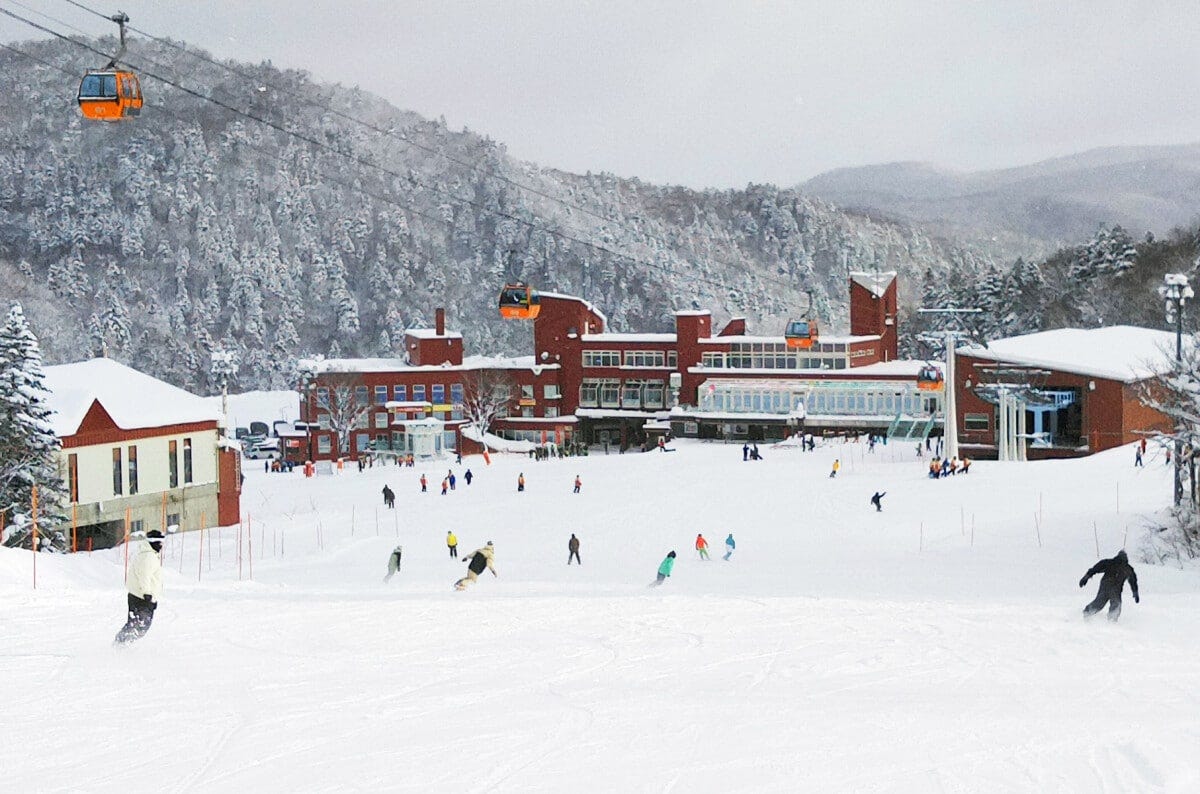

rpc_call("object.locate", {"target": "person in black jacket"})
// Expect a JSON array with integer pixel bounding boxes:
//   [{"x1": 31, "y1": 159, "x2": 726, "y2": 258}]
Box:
[
  {"x1": 1079, "y1": 549, "x2": 1139, "y2": 622},
  {"x1": 870, "y1": 492, "x2": 886, "y2": 512},
  {"x1": 381, "y1": 484, "x2": 395, "y2": 509}
]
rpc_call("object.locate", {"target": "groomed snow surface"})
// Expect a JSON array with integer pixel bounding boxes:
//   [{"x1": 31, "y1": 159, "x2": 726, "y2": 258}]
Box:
[{"x1": 4, "y1": 440, "x2": 1200, "y2": 792}]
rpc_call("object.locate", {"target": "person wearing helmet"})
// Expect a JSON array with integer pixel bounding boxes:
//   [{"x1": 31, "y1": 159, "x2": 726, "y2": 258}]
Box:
[
  {"x1": 114, "y1": 529, "x2": 164, "y2": 644},
  {"x1": 455, "y1": 541, "x2": 496, "y2": 591}
]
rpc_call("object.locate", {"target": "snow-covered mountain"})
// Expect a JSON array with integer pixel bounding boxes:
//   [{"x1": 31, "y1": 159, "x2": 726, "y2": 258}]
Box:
[
  {"x1": 801, "y1": 144, "x2": 1200, "y2": 257},
  {"x1": 0, "y1": 38, "x2": 990, "y2": 393}
]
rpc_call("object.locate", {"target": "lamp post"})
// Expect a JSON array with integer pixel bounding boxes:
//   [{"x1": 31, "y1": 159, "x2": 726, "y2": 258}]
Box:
[
  {"x1": 209, "y1": 348, "x2": 240, "y2": 433},
  {"x1": 1158, "y1": 274, "x2": 1193, "y2": 506}
]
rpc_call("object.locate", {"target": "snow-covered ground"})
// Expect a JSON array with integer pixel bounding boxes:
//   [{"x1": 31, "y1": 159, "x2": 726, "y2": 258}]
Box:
[{"x1": 4, "y1": 439, "x2": 1200, "y2": 792}]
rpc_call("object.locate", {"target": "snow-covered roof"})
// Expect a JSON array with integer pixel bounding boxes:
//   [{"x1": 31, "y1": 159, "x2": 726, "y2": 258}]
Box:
[
  {"x1": 309, "y1": 355, "x2": 556, "y2": 374},
  {"x1": 405, "y1": 328, "x2": 464, "y2": 340},
  {"x1": 581, "y1": 333, "x2": 677, "y2": 343},
  {"x1": 674, "y1": 310, "x2": 712, "y2": 317},
  {"x1": 537, "y1": 292, "x2": 609, "y2": 324},
  {"x1": 688, "y1": 360, "x2": 927, "y2": 378},
  {"x1": 850, "y1": 271, "x2": 897, "y2": 298},
  {"x1": 699, "y1": 334, "x2": 880, "y2": 345},
  {"x1": 957, "y1": 326, "x2": 1181, "y2": 383},
  {"x1": 44, "y1": 358, "x2": 220, "y2": 437}
]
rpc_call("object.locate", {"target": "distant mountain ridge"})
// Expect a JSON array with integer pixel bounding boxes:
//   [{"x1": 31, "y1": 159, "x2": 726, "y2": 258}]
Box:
[{"x1": 800, "y1": 144, "x2": 1200, "y2": 257}]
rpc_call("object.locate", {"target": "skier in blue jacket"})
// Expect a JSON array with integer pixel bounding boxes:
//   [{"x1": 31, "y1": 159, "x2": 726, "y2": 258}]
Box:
[{"x1": 723, "y1": 533, "x2": 736, "y2": 561}]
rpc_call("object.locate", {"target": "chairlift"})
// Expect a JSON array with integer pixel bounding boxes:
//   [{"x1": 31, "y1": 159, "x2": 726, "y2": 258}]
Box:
[
  {"x1": 498, "y1": 283, "x2": 540, "y2": 320},
  {"x1": 77, "y1": 12, "x2": 143, "y2": 122}
]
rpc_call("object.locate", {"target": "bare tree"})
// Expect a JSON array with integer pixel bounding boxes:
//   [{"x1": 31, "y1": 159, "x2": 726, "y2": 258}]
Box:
[
  {"x1": 298, "y1": 359, "x2": 374, "y2": 456},
  {"x1": 462, "y1": 369, "x2": 516, "y2": 442}
]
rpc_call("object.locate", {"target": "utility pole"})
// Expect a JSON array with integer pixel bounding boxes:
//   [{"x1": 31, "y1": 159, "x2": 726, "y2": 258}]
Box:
[
  {"x1": 210, "y1": 348, "x2": 240, "y2": 435},
  {"x1": 918, "y1": 308, "x2": 981, "y2": 461},
  {"x1": 1158, "y1": 274, "x2": 1193, "y2": 506}
]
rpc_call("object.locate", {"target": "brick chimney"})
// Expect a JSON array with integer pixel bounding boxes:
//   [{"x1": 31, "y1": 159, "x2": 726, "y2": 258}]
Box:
[{"x1": 436, "y1": 308, "x2": 445, "y2": 336}]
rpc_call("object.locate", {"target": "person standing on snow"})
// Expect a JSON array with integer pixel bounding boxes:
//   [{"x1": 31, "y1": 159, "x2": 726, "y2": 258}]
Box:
[
  {"x1": 448, "y1": 470, "x2": 456, "y2": 491},
  {"x1": 455, "y1": 541, "x2": 497, "y2": 590},
  {"x1": 870, "y1": 491, "x2": 886, "y2": 512},
  {"x1": 517, "y1": 472, "x2": 525, "y2": 492},
  {"x1": 573, "y1": 474, "x2": 582, "y2": 494},
  {"x1": 568, "y1": 533, "x2": 581, "y2": 565},
  {"x1": 723, "y1": 533, "x2": 736, "y2": 561},
  {"x1": 447, "y1": 531, "x2": 458, "y2": 558},
  {"x1": 1079, "y1": 550, "x2": 1139, "y2": 622},
  {"x1": 441, "y1": 477, "x2": 449, "y2": 495},
  {"x1": 696, "y1": 533, "x2": 710, "y2": 560},
  {"x1": 382, "y1": 484, "x2": 395, "y2": 509},
  {"x1": 742, "y1": 443, "x2": 749, "y2": 461},
  {"x1": 1135, "y1": 447, "x2": 1144, "y2": 467},
  {"x1": 420, "y1": 473, "x2": 427, "y2": 493},
  {"x1": 114, "y1": 530, "x2": 164, "y2": 645},
  {"x1": 829, "y1": 459, "x2": 840, "y2": 478},
  {"x1": 652, "y1": 551, "x2": 676, "y2": 586},
  {"x1": 464, "y1": 469, "x2": 473, "y2": 485},
  {"x1": 383, "y1": 545, "x2": 403, "y2": 583}
]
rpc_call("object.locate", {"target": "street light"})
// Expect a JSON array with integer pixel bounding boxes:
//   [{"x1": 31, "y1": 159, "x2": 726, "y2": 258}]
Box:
[
  {"x1": 209, "y1": 348, "x2": 240, "y2": 432},
  {"x1": 1158, "y1": 273, "x2": 1193, "y2": 505}
]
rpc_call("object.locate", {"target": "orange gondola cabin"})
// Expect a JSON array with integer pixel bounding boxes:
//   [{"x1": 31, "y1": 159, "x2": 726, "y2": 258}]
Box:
[
  {"x1": 498, "y1": 284, "x2": 540, "y2": 320},
  {"x1": 917, "y1": 365, "x2": 944, "y2": 391},
  {"x1": 78, "y1": 70, "x2": 143, "y2": 121},
  {"x1": 784, "y1": 319, "x2": 818, "y2": 349}
]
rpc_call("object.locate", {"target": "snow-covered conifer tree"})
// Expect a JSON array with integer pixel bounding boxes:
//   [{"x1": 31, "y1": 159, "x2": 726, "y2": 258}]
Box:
[{"x1": 0, "y1": 304, "x2": 67, "y2": 551}]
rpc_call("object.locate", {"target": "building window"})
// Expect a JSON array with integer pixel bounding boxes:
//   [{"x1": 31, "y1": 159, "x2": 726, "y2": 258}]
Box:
[
  {"x1": 112, "y1": 447, "x2": 123, "y2": 496},
  {"x1": 644, "y1": 380, "x2": 666, "y2": 408},
  {"x1": 545, "y1": 406, "x2": 559, "y2": 418},
  {"x1": 315, "y1": 386, "x2": 329, "y2": 408},
  {"x1": 624, "y1": 350, "x2": 665, "y2": 368},
  {"x1": 622, "y1": 380, "x2": 643, "y2": 408},
  {"x1": 169, "y1": 440, "x2": 179, "y2": 488},
  {"x1": 128, "y1": 445, "x2": 139, "y2": 495},
  {"x1": 451, "y1": 408, "x2": 463, "y2": 421},
  {"x1": 355, "y1": 412, "x2": 369, "y2": 429},
  {"x1": 413, "y1": 384, "x2": 426, "y2": 402},
  {"x1": 450, "y1": 383, "x2": 464, "y2": 405},
  {"x1": 130, "y1": 519, "x2": 144, "y2": 535},
  {"x1": 375, "y1": 412, "x2": 389, "y2": 429},
  {"x1": 318, "y1": 413, "x2": 331, "y2": 430},
  {"x1": 583, "y1": 350, "x2": 621, "y2": 367},
  {"x1": 521, "y1": 384, "x2": 535, "y2": 400},
  {"x1": 356, "y1": 433, "x2": 369, "y2": 452},
  {"x1": 599, "y1": 379, "x2": 621, "y2": 407},
  {"x1": 374, "y1": 385, "x2": 388, "y2": 404},
  {"x1": 667, "y1": 350, "x2": 678, "y2": 368},
  {"x1": 543, "y1": 384, "x2": 561, "y2": 399},
  {"x1": 317, "y1": 436, "x2": 332, "y2": 454},
  {"x1": 183, "y1": 438, "x2": 193, "y2": 484},
  {"x1": 580, "y1": 380, "x2": 600, "y2": 407},
  {"x1": 167, "y1": 512, "x2": 181, "y2": 531},
  {"x1": 394, "y1": 384, "x2": 406, "y2": 401},
  {"x1": 432, "y1": 384, "x2": 445, "y2": 404},
  {"x1": 68, "y1": 453, "x2": 79, "y2": 503},
  {"x1": 521, "y1": 407, "x2": 534, "y2": 417},
  {"x1": 964, "y1": 413, "x2": 990, "y2": 432}
]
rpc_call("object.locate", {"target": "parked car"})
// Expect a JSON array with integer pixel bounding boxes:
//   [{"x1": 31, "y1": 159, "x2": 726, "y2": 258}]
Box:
[{"x1": 243, "y1": 438, "x2": 281, "y2": 460}]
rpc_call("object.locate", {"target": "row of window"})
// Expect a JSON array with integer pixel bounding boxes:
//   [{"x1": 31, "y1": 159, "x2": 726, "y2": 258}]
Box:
[
  {"x1": 698, "y1": 385, "x2": 939, "y2": 417},
  {"x1": 578, "y1": 378, "x2": 667, "y2": 409},
  {"x1": 71, "y1": 439, "x2": 196, "y2": 503},
  {"x1": 316, "y1": 383, "x2": 466, "y2": 407},
  {"x1": 582, "y1": 350, "x2": 678, "y2": 368},
  {"x1": 701, "y1": 351, "x2": 849, "y2": 370}
]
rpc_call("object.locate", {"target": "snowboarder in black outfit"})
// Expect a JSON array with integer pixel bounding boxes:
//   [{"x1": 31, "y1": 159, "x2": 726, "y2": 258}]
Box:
[
  {"x1": 114, "y1": 530, "x2": 164, "y2": 645},
  {"x1": 1079, "y1": 550, "x2": 1139, "y2": 622},
  {"x1": 382, "y1": 484, "x2": 395, "y2": 509},
  {"x1": 870, "y1": 491, "x2": 886, "y2": 512},
  {"x1": 568, "y1": 533, "x2": 581, "y2": 565}
]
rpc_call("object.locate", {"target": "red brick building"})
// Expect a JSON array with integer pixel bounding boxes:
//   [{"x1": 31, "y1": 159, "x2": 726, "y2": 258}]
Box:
[
  {"x1": 955, "y1": 326, "x2": 1175, "y2": 460},
  {"x1": 302, "y1": 272, "x2": 944, "y2": 457}
]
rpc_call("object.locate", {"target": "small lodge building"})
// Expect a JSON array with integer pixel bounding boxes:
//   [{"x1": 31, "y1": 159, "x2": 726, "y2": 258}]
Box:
[
  {"x1": 954, "y1": 326, "x2": 1175, "y2": 460},
  {"x1": 44, "y1": 358, "x2": 241, "y2": 549}
]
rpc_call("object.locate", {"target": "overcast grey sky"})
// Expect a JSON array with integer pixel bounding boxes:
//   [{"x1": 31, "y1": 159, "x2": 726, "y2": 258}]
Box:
[{"x1": 4, "y1": 0, "x2": 1198, "y2": 188}]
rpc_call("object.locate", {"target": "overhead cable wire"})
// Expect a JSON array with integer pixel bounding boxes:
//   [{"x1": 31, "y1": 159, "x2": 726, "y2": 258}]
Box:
[{"x1": 0, "y1": 6, "x2": 798, "y2": 308}]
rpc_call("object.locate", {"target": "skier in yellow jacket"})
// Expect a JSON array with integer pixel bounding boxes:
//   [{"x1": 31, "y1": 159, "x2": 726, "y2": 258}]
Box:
[{"x1": 447, "y1": 531, "x2": 458, "y2": 558}]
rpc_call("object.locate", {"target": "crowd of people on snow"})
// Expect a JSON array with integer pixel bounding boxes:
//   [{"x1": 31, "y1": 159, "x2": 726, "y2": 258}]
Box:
[{"x1": 112, "y1": 433, "x2": 1150, "y2": 645}]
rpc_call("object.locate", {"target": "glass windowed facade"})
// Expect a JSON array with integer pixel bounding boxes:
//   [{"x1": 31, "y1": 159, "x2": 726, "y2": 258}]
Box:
[
  {"x1": 696, "y1": 379, "x2": 939, "y2": 419},
  {"x1": 701, "y1": 342, "x2": 851, "y2": 371}
]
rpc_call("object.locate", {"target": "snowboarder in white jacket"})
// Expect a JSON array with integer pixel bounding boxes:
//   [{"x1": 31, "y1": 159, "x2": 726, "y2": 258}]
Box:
[{"x1": 114, "y1": 530, "x2": 164, "y2": 644}]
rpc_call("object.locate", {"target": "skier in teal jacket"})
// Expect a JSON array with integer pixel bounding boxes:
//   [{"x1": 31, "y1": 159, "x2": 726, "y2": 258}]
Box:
[{"x1": 653, "y1": 551, "x2": 676, "y2": 586}]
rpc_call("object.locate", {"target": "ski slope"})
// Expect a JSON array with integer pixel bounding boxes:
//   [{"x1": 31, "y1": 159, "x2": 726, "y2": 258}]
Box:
[{"x1": 3, "y1": 439, "x2": 1200, "y2": 793}]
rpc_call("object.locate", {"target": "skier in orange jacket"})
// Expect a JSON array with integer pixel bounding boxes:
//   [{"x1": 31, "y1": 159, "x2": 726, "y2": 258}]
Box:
[{"x1": 696, "y1": 533, "x2": 710, "y2": 560}]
